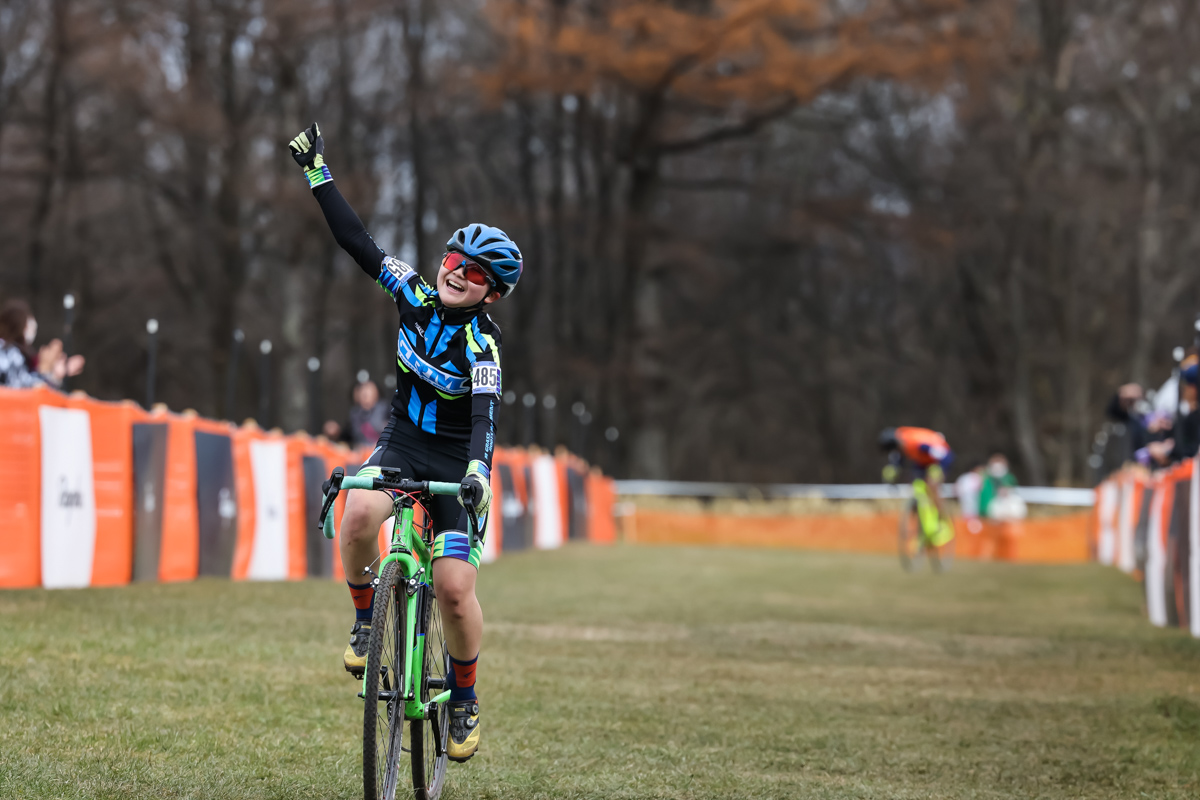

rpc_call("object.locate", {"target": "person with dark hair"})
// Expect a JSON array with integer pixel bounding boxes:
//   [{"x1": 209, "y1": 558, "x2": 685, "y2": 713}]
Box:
[
  {"x1": 1142, "y1": 362, "x2": 1200, "y2": 466},
  {"x1": 346, "y1": 378, "x2": 390, "y2": 449},
  {"x1": 0, "y1": 299, "x2": 84, "y2": 388}
]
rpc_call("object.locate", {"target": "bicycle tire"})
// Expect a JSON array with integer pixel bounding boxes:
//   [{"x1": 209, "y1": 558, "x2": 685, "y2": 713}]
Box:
[
  {"x1": 410, "y1": 582, "x2": 450, "y2": 799},
  {"x1": 929, "y1": 535, "x2": 954, "y2": 574},
  {"x1": 898, "y1": 501, "x2": 923, "y2": 572},
  {"x1": 363, "y1": 561, "x2": 406, "y2": 800}
]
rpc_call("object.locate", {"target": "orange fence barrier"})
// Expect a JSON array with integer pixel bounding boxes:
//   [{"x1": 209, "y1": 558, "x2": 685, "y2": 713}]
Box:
[
  {"x1": 1095, "y1": 461, "x2": 1200, "y2": 637},
  {"x1": 0, "y1": 388, "x2": 616, "y2": 590},
  {"x1": 624, "y1": 508, "x2": 1092, "y2": 564}
]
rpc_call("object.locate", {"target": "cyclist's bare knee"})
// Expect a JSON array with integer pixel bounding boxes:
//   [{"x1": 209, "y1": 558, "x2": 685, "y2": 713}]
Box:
[
  {"x1": 341, "y1": 489, "x2": 392, "y2": 548},
  {"x1": 433, "y1": 557, "x2": 477, "y2": 620}
]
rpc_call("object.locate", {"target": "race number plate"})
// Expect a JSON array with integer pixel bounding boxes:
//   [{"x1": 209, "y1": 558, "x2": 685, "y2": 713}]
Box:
[{"x1": 471, "y1": 362, "x2": 501, "y2": 396}]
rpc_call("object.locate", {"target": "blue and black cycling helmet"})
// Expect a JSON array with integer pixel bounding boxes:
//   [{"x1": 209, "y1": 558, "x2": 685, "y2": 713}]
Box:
[{"x1": 446, "y1": 224, "x2": 523, "y2": 298}]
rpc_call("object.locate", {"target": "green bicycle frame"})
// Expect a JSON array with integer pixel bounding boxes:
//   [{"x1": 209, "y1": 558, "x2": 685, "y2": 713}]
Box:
[
  {"x1": 328, "y1": 475, "x2": 461, "y2": 720},
  {"x1": 912, "y1": 479, "x2": 953, "y2": 547}
]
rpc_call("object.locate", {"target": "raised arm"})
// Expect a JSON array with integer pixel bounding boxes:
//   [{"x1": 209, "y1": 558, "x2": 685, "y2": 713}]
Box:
[{"x1": 288, "y1": 123, "x2": 413, "y2": 298}]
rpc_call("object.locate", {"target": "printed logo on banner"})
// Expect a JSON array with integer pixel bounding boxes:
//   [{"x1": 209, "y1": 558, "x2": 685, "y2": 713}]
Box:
[
  {"x1": 218, "y1": 487, "x2": 237, "y2": 521},
  {"x1": 39, "y1": 406, "x2": 97, "y2": 589},
  {"x1": 59, "y1": 476, "x2": 84, "y2": 516}
]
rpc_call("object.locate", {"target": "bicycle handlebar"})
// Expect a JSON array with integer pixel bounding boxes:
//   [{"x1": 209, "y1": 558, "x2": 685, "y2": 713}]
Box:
[{"x1": 318, "y1": 469, "x2": 471, "y2": 541}]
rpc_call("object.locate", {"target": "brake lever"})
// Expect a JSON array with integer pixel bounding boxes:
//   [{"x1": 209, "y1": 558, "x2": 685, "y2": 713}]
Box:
[
  {"x1": 317, "y1": 466, "x2": 345, "y2": 530},
  {"x1": 459, "y1": 485, "x2": 481, "y2": 550}
]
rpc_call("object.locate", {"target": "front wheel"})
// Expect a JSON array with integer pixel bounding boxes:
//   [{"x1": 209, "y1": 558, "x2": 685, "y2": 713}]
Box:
[
  {"x1": 363, "y1": 561, "x2": 406, "y2": 800},
  {"x1": 928, "y1": 534, "x2": 955, "y2": 574},
  {"x1": 410, "y1": 583, "x2": 450, "y2": 799},
  {"x1": 898, "y1": 501, "x2": 924, "y2": 572}
]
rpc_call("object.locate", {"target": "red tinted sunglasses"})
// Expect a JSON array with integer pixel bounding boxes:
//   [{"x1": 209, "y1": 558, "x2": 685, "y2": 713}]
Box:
[{"x1": 441, "y1": 252, "x2": 496, "y2": 288}]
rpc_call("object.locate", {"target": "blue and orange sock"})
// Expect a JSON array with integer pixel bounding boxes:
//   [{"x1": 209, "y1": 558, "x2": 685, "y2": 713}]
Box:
[
  {"x1": 348, "y1": 580, "x2": 374, "y2": 623},
  {"x1": 448, "y1": 654, "x2": 478, "y2": 702}
]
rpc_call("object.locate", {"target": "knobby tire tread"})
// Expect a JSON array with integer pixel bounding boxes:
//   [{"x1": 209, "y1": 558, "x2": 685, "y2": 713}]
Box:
[
  {"x1": 410, "y1": 581, "x2": 450, "y2": 800},
  {"x1": 363, "y1": 561, "x2": 405, "y2": 800},
  {"x1": 898, "y1": 502, "x2": 922, "y2": 573}
]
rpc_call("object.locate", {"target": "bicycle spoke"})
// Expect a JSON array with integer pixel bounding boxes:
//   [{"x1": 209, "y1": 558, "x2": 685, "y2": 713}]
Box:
[
  {"x1": 365, "y1": 563, "x2": 407, "y2": 800},
  {"x1": 411, "y1": 586, "x2": 449, "y2": 800}
]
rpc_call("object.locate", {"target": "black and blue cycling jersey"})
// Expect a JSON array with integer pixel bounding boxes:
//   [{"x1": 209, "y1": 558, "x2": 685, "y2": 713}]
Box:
[{"x1": 312, "y1": 182, "x2": 501, "y2": 469}]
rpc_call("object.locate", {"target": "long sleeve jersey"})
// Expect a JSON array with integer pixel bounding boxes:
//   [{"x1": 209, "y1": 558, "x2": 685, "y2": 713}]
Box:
[
  {"x1": 312, "y1": 182, "x2": 501, "y2": 469},
  {"x1": 0, "y1": 341, "x2": 47, "y2": 388}
]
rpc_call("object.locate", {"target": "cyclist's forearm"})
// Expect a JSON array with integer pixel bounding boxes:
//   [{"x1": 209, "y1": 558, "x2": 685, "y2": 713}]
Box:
[
  {"x1": 468, "y1": 394, "x2": 498, "y2": 469},
  {"x1": 312, "y1": 181, "x2": 387, "y2": 279}
]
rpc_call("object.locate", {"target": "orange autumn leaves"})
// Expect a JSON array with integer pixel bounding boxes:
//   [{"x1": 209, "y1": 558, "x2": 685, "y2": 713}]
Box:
[{"x1": 482, "y1": 0, "x2": 1008, "y2": 109}]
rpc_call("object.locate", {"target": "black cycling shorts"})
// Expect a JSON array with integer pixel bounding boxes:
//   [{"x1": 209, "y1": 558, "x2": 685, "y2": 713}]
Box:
[{"x1": 361, "y1": 413, "x2": 472, "y2": 538}]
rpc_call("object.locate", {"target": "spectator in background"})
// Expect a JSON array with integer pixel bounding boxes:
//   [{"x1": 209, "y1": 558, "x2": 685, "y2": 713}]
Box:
[
  {"x1": 321, "y1": 419, "x2": 347, "y2": 444},
  {"x1": 1106, "y1": 382, "x2": 1151, "y2": 455},
  {"x1": 955, "y1": 462, "x2": 985, "y2": 534},
  {"x1": 0, "y1": 299, "x2": 84, "y2": 388},
  {"x1": 1150, "y1": 362, "x2": 1200, "y2": 465},
  {"x1": 979, "y1": 454, "x2": 1019, "y2": 520},
  {"x1": 1134, "y1": 411, "x2": 1177, "y2": 467},
  {"x1": 346, "y1": 378, "x2": 390, "y2": 448},
  {"x1": 1174, "y1": 361, "x2": 1200, "y2": 460},
  {"x1": 1107, "y1": 382, "x2": 1145, "y2": 424}
]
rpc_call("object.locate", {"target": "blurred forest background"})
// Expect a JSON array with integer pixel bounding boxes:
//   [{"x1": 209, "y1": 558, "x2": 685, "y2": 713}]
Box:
[{"x1": 1, "y1": 0, "x2": 1198, "y2": 484}]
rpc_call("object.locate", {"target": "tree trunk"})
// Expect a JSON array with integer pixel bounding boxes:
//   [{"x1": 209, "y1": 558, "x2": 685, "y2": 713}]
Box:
[
  {"x1": 1009, "y1": 250, "x2": 1047, "y2": 485},
  {"x1": 27, "y1": 0, "x2": 68, "y2": 305}
]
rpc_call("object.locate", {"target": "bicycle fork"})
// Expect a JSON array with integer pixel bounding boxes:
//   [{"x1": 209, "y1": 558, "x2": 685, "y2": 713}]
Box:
[{"x1": 359, "y1": 558, "x2": 452, "y2": 723}]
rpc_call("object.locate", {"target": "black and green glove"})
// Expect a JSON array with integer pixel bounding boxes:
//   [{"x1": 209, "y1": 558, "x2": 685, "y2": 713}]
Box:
[
  {"x1": 288, "y1": 123, "x2": 332, "y2": 188},
  {"x1": 458, "y1": 460, "x2": 492, "y2": 520}
]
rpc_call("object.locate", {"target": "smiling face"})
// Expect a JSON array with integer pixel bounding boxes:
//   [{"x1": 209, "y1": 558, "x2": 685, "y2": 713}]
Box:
[{"x1": 437, "y1": 255, "x2": 500, "y2": 308}]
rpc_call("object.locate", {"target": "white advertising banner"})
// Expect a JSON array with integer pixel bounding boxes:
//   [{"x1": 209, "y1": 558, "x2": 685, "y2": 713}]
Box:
[
  {"x1": 1116, "y1": 481, "x2": 1137, "y2": 574},
  {"x1": 1096, "y1": 482, "x2": 1118, "y2": 567},
  {"x1": 1190, "y1": 459, "x2": 1200, "y2": 638},
  {"x1": 480, "y1": 517, "x2": 499, "y2": 564},
  {"x1": 39, "y1": 406, "x2": 97, "y2": 589},
  {"x1": 532, "y1": 455, "x2": 563, "y2": 550},
  {"x1": 479, "y1": 471, "x2": 500, "y2": 564},
  {"x1": 248, "y1": 439, "x2": 289, "y2": 581}
]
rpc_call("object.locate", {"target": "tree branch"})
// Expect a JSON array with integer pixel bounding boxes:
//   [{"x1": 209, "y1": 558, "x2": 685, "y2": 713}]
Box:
[{"x1": 655, "y1": 100, "x2": 798, "y2": 155}]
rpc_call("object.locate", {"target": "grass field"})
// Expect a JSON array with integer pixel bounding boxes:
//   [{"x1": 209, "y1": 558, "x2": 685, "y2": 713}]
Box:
[{"x1": 3, "y1": 545, "x2": 1200, "y2": 799}]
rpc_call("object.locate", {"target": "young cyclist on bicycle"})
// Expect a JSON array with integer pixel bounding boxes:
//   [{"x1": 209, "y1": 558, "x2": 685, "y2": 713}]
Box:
[
  {"x1": 879, "y1": 427, "x2": 955, "y2": 544},
  {"x1": 289, "y1": 124, "x2": 519, "y2": 763}
]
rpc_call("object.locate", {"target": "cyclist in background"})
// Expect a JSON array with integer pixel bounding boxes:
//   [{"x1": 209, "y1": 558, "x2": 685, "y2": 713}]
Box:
[
  {"x1": 879, "y1": 427, "x2": 955, "y2": 548},
  {"x1": 289, "y1": 123, "x2": 520, "y2": 763}
]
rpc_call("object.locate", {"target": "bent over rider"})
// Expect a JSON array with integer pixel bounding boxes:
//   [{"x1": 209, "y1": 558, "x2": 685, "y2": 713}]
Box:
[{"x1": 879, "y1": 426, "x2": 954, "y2": 525}]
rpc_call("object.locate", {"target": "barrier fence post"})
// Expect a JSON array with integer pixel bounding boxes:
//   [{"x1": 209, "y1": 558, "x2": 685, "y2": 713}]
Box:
[
  {"x1": 521, "y1": 392, "x2": 536, "y2": 446},
  {"x1": 542, "y1": 394, "x2": 557, "y2": 449},
  {"x1": 225, "y1": 328, "x2": 244, "y2": 421},
  {"x1": 145, "y1": 319, "x2": 159, "y2": 408},
  {"x1": 571, "y1": 402, "x2": 590, "y2": 459},
  {"x1": 307, "y1": 357, "x2": 321, "y2": 434},
  {"x1": 605, "y1": 426, "x2": 619, "y2": 475},
  {"x1": 258, "y1": 339, "x2": 272, "y2": 429},
  {"x1": 62, "y1": 294, "x2": 75, "y2": 392}
]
